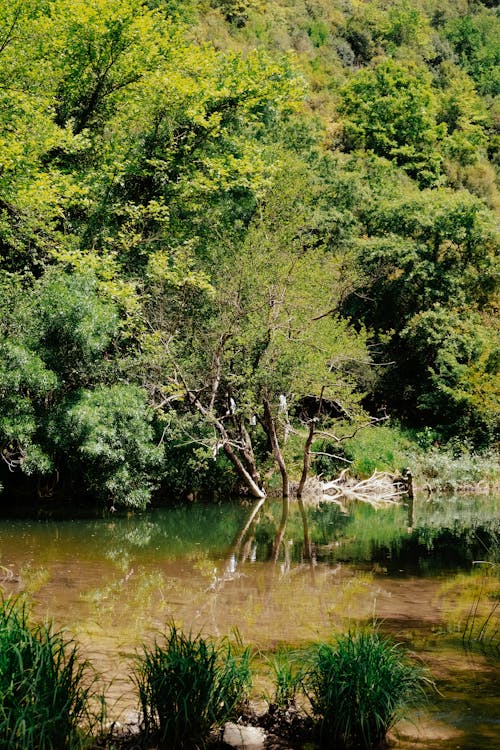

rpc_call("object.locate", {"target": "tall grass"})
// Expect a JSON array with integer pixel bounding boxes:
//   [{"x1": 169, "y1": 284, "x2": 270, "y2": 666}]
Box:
[
  {"x1": 133, "y1": 624, "x2": 251, "y2": 749},
  {"x1": 268, "y1": 650, "x2": 305, "y2": 710},
  {"x1": 0, "y1": 595, "x2": 104, "y2": 750},
  {"x1": 304, "y1": 629, "x2": 430, "y2": 749}
]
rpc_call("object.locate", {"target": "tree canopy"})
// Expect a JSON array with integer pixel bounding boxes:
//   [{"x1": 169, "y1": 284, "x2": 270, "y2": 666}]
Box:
[{"x1": 0, "y1": 0, "x2": 498, "y2": 508}]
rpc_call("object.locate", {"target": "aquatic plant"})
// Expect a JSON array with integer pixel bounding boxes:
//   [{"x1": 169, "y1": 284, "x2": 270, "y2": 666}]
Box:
[
  {"x1": 133, "y1": 624, "x2": 251, "y2": 749},
  {"x1": 304, "y1": 629, "x2": 430, "y2": 749},
  {"x1": 0, "y1": 595, "x2": 104, "y2": 750},
  {"x1": 268, "y1": 650, "x2": 305, "y2": 710},
  {"x1": 462, "y1": 561, "x2": 500, "y2": 651}
]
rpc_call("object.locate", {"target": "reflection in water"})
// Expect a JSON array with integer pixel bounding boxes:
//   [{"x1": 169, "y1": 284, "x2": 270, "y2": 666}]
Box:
[{"x1": 0, "y1": 495, "x2": 498, "y2": 747}]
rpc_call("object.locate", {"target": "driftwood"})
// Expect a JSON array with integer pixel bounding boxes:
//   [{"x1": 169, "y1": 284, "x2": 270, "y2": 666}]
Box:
[{"x1": 302, "y1": 469, "x2": 409, "y2": 511}]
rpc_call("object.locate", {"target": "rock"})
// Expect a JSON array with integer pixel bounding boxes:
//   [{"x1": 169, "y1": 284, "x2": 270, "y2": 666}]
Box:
[{"x1": 223, "y1": 722, "x2": 267, "y2": 750}]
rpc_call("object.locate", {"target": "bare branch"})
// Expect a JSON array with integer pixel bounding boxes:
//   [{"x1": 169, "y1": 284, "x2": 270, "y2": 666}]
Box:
[
  {"x1": 310, "y1": 451, "x2": 353, "y2": 463},
  {"x1": 1, "y1": 446, "x2": 24, "y2": 472},
  {"x1": 315, "y1": 414, "x2": 389, "y2": 443}
]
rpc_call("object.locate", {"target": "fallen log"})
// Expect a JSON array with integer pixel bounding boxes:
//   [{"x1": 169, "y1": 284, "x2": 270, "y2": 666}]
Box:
[{"x1": 303, "y1": 469, "x2": 409, "y2": 509}]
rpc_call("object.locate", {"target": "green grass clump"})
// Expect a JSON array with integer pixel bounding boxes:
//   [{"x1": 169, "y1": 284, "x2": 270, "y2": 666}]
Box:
[
  {"x1": 304, "y1": 629, "x2": 430, "y2": 749},
  {"x1": 268, "y1": 650, "x2": 304, "y2": 710},
  {"x1": 0, "y1": 595, "x2": 103, "y2": 750},
  {"x1": 133, "y1": 624, "x2": 251, "y2": 749}
]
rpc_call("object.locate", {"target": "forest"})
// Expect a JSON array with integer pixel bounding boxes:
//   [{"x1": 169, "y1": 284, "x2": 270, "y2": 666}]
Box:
[{"x1": 0, "y1": 0, "x2": 498, "y2": 509}]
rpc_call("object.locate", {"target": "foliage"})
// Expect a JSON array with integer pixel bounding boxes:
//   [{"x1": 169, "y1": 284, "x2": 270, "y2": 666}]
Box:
[
  {"x1": 313, "y1": 422, "x2": 415, "y2": 479},
  {"x1": 409, "y1": 445, "x2": 500, "y2": 493},
  {"x1": 0, "y1": 595, "x2": 104, "y2": 750},
  {"x1": 0, "y1": 0, "x2": 499, "y2": 503},
  {"x1": 341, "y1": 173, "x2": 499, "y2": 443},
  {"x1": 444, "y1": 9, "x2": 500, "y2": 97},
  {"x1": 158, "y1": 412, "x2": 239, "y2": 497},
  {"x1": 0, "y1": 271, "x2": 164, "y2": 508},
  {"x1": 53, "y1": 384, "x2": 164, "y2": 509},
  {"x1": 133, "y1": 624, "x2": 251, "y2": 748},
  {"x1": 0, "y1": 340, "x2": 57, "y2": 475},
  {"x1": 339, "y1": 60, "x2": 446, "y2": 186},
  {"x1": 304, "y1": 629, "x2": 430, "y2": 749},
  {"x1": 398, "y1": 307, "x2": 499, "y2": 444},
  {"x1": 31, "y1": 271, "x2": 119, "y2": 383}
]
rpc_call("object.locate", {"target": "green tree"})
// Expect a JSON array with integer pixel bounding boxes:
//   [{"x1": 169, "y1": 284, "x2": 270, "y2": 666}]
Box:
[
  {"x1": 445, "y1": 9, "x2": 500, "y2": 97},
  {"x1": 0, "y1": 271, "x2": 164, "y2": 508},
  {"x1": 339, "y1": 59, "x2": 446, "y2": 185},
  {"x1": 0, "y1": 1, "x2": 73, "y2": 274},
  {"x1": 0, "y1": 340, "x2": 57, "y2": 476},
  {"x1": 30, "y1": 271, "x2": 119, "y2": 386},
  {"x1": 340, "y1": 166, "x2": 499, "y2": 442},
  {"x1": 52, "y1": 384, "x2": 163, "y2": 509},
  {"x1": 399, "y1": 307, "x2": 499, "y2": 444},
  {"x1": 144, "y1": 161, "x2": 369, "y2": 498}
]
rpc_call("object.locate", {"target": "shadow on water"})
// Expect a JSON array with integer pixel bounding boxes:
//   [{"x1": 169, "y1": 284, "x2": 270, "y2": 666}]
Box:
[{"x1": 0, "y1": 492, "x2": 498, "y2": 747}]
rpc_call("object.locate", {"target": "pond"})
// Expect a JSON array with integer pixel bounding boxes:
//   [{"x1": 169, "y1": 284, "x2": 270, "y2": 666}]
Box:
[{"x1": 0, "y1": 494, "x2": 498, "y2": 748}]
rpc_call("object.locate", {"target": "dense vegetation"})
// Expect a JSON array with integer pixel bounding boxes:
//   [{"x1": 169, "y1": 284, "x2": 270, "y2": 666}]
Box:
[{"x1": 0, "y1": 0, "x2": 498, "y2": 509}]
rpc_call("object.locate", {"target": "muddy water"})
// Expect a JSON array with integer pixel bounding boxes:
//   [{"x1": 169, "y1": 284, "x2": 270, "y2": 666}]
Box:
[{"x1": 0, "y1": 495, "x2": 498, "y2": 748}]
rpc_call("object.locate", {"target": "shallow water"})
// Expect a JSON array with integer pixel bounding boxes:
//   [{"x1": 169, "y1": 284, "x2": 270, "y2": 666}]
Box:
[{"x1": 0, "y1": 495, "x2": 498, "y2": 747}]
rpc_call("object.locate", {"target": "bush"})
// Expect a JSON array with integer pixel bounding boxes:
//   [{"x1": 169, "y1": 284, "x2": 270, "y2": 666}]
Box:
[
  {"x1": 409, "y1": 445, "x2": 500, "y2": 492},
  {"x1": 0, "y1": 595, "x2": 103, "y2": 750},
  {"x1": 312, "y1": 423, "x2": 413, "y2": 479},
  {"x1": 304, "y1": 629, "x2": 430, "y2": 749},
  {"x1": 133, "y1": 625, "x2": 251, "y2": 749},
  {"x1": 55, "y1": 384, "x2": 164, "y2": 509}
]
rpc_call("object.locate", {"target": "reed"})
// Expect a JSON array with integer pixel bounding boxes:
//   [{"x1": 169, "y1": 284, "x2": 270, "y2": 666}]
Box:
[
  {"x1": 304, "y1": 629, "x2": 430, "y2": 749},
  {"x1": 133, "y1": 624, "x2": 251, "y2": 749},
  {"x1": 268, "y1": 650, "x2": 304, "y2": 710},
  {"x1": 0, "y1": 595, "x2": 104, "y2": 750}
]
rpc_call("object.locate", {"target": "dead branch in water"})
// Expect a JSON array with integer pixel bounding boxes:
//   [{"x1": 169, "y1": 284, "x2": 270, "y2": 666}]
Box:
[{"x1": 302, "y1": 469, "x2": 408, "y2": 510}]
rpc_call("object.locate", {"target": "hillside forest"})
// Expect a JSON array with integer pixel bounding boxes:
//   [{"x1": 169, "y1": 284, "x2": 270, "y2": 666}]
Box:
[{"x1": 0, "y1": 0, "x2": 498, "y2": 509}]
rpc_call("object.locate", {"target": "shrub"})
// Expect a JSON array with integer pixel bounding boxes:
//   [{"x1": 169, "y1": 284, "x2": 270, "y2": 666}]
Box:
[
  {"x1": 55, "y1": 384, "x2": 164, "y2": 509},
  {"x1": 409, "y1": 445, "x2": 500, "y2": 492},
  {"x1": 304, "y1": 629, "x2": 430, "y2": 749},
  {"x1": 0, "y1": 595, "x2": 103, "y2": 750},
  {"x1": 133, "y1": 625, "x2": 251, "y2": 749}
]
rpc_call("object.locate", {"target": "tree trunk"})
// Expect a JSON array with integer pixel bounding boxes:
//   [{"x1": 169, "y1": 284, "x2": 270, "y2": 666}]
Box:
[
  {"x1": 297, "y1": 419, "x2": 316, "y2": 500},
  {"x1": 186, "y1": 389, "x2": 266, "y2": 499},
  {"x1": 262, "y1": 396, "x2": 289, "y2": 499},
  {"x1": 222, "y1": 439, "x2": 266, "y2": 499}
]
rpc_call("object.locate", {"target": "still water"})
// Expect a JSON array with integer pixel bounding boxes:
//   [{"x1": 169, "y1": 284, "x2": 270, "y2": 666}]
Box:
[{"x1": 0, "y1": 495, "x2": 498, "y2": 748}]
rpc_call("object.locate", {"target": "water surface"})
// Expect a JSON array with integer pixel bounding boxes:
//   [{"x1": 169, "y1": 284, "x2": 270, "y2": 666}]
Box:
[{"x1": 0, "y1": 495, "x2": 498, "y2": 748}]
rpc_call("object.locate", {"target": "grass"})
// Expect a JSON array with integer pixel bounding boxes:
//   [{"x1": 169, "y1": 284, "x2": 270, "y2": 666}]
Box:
[
  {"x1": 407, "y1": 445, "x2": 500, "y2": 493},
  {"x1": 309, "y1": 421, "x2": 499, "y2": 492},
  {"x1": 132, "y1": 624, "x2": 252, "y2": 749},
  {"x1": 0, "y1": 595, "x2": 104, "y2": 750},
  {"x1": 303, "y1": 629, "x2": 431, "y2": 749},
  {"x1": 267, "y1": 649, "x2": 305, "y2": 710}
]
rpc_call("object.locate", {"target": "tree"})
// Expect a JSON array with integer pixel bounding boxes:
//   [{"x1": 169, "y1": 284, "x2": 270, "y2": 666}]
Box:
[
  {"x1": 52, "y1": 384, "x2": 163, "y2": 509},
  {"x1": 143, "y1": 161, "x2": 369, "y2": 498},
  {"x1": 0, "y1": 340, "x2": 57, "y2": 477},
  {"x1": 339, "y1": 59, "x2": 446, "y2": 186},
  {"x1": 399, "y1": 307, "x2": 499, "y2": 444},
  {"x1": 0, "y1": 270, "x2": 164, "y2": 508},
  {"x1": 339, "y1": 164, "x2": 499, "y2": 442},
  {"x1": 0, "y1": 1, "x2": 73, "y2": 274}
]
